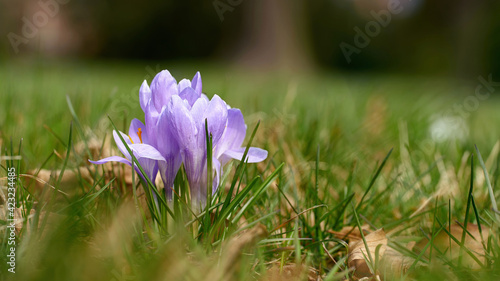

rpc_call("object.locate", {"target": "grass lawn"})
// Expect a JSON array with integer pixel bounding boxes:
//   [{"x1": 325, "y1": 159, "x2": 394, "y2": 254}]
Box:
[{"x1": 1, "y1": 60, "x2": 500, "y2": 280}]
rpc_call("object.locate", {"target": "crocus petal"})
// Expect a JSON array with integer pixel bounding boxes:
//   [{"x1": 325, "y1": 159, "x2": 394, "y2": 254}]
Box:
[
  {"x1": 158, "y1": 156, "x2": 182, "y2": 200},
  {"x1": 222, "y1": 147, "x2": 268, "y2": 164},
  {"x1": 129, "y1": 118, "x2": 148, "y2": 144},
  {"x1": 200, "y1": 94, "x2": 210, "y2": 103},
  {"x1": 130, "y1": 143, "x2": 165, "y2": 183},
  {"x1": 113, "y1": 130, "x2": 132, "y2": 160},
  {"x1": 89, "y1": 156, "x2": 131, "y2": 166},
  {"x1": 112, "y1": 131, "x2": 165, "y2": 182},
  {"x1": 89, "y1": 156, "x2": 144, "y2": 179},
  {"x1": 89, "y1": 156, "x2": 144, "y2": 181},
  {"x1": 203, "y1": 94, "x2": 228, "y2": 144},
  {"x1": 145, "y1": 99, "x2": 159, "y2": 147},
  {"x1": 191, "y1": 72, "x2": 202, "y2": 94},
  {"x1": 178, "y1": 79, "x2": 191, "y2": 93},
  {"x1": 190, "y1": 96, "x2": 209, "y2": 133},
  {"x1": 179, "y1": 87, "x2": 200, "y2": 107},
  {"x1": 188, "y1": 157, "x2": 220, "y2": 207},
  {"x1": 215, "y1": 108, "x2": 246, "y2": 159},
  {"x1": 130, "y1": 143, "x2": 165, "y2": 161},
  {"x1": 139, "y1": 80, "x2": 151, "y2": 112},
  {"x1": 151, "y1": 70, "x2": 178, "y2": 112},
  {"x1": 167, "y1": 95, "x2": 198, "y2": 150},
  {"x1": 156, "y1": 107, "x2": 180, "y2": 157}
]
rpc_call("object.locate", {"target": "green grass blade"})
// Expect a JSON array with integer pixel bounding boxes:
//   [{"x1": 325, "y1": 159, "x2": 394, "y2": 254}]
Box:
[
  {"x1": 231, "y1": 163, "x2": 284, "y2": 225},
  {"x1": 475, "y1": 145, "x2": 499, "y2": 221},
  {"x1": 356, "y1": 148, "x2": 393, "y2": 210},
  {"x1": 459, "y1": 154, "x2": 475, "y2": 266}
]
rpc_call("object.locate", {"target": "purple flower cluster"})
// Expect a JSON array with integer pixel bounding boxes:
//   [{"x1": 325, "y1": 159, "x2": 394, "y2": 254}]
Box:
[{"x1": 90, "y1": 70, "x2": 267, "y2": 205}]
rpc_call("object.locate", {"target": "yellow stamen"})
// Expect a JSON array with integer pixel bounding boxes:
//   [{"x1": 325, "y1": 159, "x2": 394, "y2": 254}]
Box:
[
  {"x1": 137, "y1": 128, "x2": 143, "y2": 144},
  {"x1": 128, "y1": 135, "x2": 134, "y2": 144}
]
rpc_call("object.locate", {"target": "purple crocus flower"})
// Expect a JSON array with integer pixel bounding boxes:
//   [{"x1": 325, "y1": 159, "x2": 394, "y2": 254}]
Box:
[
  {"x1": 138, "y1": 70, "x2": 202, "y2": 198},
  {"x1": 92, "y1": 69, "x2": 267, "y2": 208},
  {"x1": 89, "y1": 119, "x2": 166, "y2": 184},
  {"x1": 215, "y1": 108, "x2": 268, "y2": 167},
  {"x1": 166, "y1": 93, "x2": 268, "y2": 206}
]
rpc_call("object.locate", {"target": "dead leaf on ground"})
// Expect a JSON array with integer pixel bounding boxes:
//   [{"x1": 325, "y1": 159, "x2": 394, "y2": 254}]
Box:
[
  {"x1": 413, "y1": 223, "x2": 490, "y2": 269},
  {"x1": 347, "y1": 228, "x2": 424, "y2": 280},
  {"x1": 329, "y1": 224, "x2": 373, "y2": 242},
  {"x1": 348, "y1": 228, "x2": 387, "y2": 279},
  {"x1": 380, "y1": 246, "x2": 423, "y2": 278}
]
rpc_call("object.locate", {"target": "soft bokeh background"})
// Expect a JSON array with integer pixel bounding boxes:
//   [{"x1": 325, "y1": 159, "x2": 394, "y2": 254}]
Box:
[{"x1": 1, "y1": 0, "x2": 500, "y2": 76}]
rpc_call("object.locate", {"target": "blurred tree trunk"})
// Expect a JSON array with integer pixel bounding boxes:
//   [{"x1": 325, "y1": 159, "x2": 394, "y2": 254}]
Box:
[
  {"x1": 232, "y1": 0, "x2": 314, "y2": 72},
  {"x1": 453, "y1": 0, "x2": 488, "y2": 78}
]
